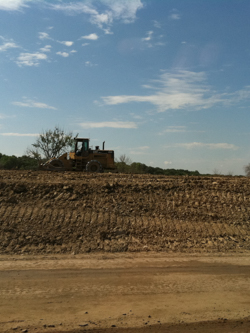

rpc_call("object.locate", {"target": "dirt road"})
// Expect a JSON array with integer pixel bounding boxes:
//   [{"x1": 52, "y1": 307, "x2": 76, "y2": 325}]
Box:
[{"x1": 1, "y1": 252, "x2": 250, "y2": 333}]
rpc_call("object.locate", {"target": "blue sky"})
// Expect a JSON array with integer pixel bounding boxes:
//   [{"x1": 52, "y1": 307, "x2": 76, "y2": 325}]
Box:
[{"x1": 0, "y1": 0, "x2": 250, "y2": 175}]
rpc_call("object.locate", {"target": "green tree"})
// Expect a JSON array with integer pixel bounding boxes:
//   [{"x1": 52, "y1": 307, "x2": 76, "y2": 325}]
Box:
[
  {"x1": 0, "y1": 155, "x2": 19, "y2": 169},
  {"x1": 0, "y1": 154, "x2": 38, "y2": 170},
  {"x1": 130, "y1": 162, "x2": 148, "y2": 174},
  {"x1": 27, "y1": 127, "x2": 74, "y2": 161},
  {"x1": 18, "y1": 155, "x2": 38, "y2": 170},
  {"x1": 115, "y1": 154, "x2": 132, "y2": 173}
]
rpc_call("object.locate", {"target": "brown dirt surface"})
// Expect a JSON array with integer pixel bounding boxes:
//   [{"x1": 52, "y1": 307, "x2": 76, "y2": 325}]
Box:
[
  {"x1": 0, "y1": 253, "x2": 250, "y2": 333},
  {"x1": 0, "y1": 170, "x2": 250, "y2": 254},
  {"x1": 1, "y1": 170, "x2": 250, "y2": 332}
]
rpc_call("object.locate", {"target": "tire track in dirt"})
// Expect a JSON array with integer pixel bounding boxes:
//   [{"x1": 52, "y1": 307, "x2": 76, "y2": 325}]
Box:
[{"x1": 0, "y1": 170, "x2": 250, "y2": 254}]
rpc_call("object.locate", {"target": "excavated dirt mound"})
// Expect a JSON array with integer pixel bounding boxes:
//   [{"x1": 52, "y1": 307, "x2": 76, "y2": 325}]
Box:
[{"x1": 0, "y1": 170, "x2": 250, "y2": 254}]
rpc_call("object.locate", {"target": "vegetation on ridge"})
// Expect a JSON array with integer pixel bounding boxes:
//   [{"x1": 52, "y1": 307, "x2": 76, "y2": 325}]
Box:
[{"x1": 0, "y1": 152, "x2": 200, "y2": 175}]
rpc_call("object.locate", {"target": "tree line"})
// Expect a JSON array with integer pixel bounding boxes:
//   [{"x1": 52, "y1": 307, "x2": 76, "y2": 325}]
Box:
[
  {"x1": 0, "y1": 153, "x2": 38, "y2": 170},
  {"x1": 115, "y1": 159, "x2": 200, "y2": 176},
  {"x1": 0, "y1": 152, "x2": 200, "y2": 176}
]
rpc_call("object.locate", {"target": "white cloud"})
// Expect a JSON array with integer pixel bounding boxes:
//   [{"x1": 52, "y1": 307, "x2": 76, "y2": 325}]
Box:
[
  {"x1": 79, "y1": 121, "x2": 137, "y2": 129},
  {"x1": 56, "y1": 51, "x2": 69, "y2": 57},
  {"x1": 82, "y1": 43, "x2": 90, "y2": 47},
  {"x1": 39, "y1": 45, "x2": 51, "y2": 52},
  {"x1": 0, "y1": 0, "x2": 144, "y2": 27},
  {"x1": 102, "y1": 71, "x2": 212, "y2": 112},
  {"x1": 103, "y1": 0, "x2": 144, "y2": 23},
  {"x1": 153, "y1": 20, "x2": 161, "y2": 29},
  {"x1": 170, "y1": 13, "x2": 181, "y2": 20},
  {"x1": 50, "y1": 2, "x2": 111, "y2": 29},
  {"x1": 163, "y1": 126, "x2": 187, "y2": 133},
  {"x1": 38, "y1": 32, "x2": 51, "y2": 40},
  {"x1": 130, "y1": 113, "x2": 143, "y2": 120},
  {"x1": 0, "y1": 41, "x2": 19, "y2": 52},
  {"x1": 0, "y1": 132, "x2": 39, "y2": 137},
  {"x1": 164, "y1": 161, "x2": 172, "y2": 165},
  {"x1": 159, "y1": 125, "x2": 205, "y2": 135},
  {"x1": 155, "y1": 42, "x2": 165, "y2": 46},
  {"x1": 80, "y1": 33, "x2": 99, "y2": 40},
  {"x1": 16, "y1": 52, "x2": 47, "y2": 66},
  {"x1": 50, "y1": 0, "x2": 143, "y2": 31},
  {"x1": 0, "y1": 0, "x2": 30, "y2": 11},
  {"x1": 102, "y1": 70, "x2": 250, "y2": 113},
  {"x1": 58, "y1": 41, "x2": 74, "y2": 46},
  {"x1": 141, "y1": 31, "x2": 165, "y2": 48},
  {"x1": 103, "y1": 28, "x2": 113, "y2": 35},
  {"x1": 227, "y1": 86, "x2": 250, "y2": 104},
  {"x1": 85, "y1": 61, "x2": 97, "y2": 67},
  {"x1": 12, "y1": 98, "x2": 57, "y2": 110},
  {"x1": 142, "y1": 31, "x2": 153, "y2": 42},
  {"x1": 166, "y1": 142, "x2": 239, "y2": 150},
  {"x1": 169, "y1": 9, "x2": 181, "y2": 20}
]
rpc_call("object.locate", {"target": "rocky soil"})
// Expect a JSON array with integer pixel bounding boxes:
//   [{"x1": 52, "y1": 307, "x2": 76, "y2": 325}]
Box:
[{"x1": 0, "y1": 170, "x2": 250, "y2": 254}]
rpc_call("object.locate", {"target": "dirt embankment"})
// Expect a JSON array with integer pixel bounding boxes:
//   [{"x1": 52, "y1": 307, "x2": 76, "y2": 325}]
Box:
[{"x1": 0, "y1": 170, "x2": 250, "y2": 255}]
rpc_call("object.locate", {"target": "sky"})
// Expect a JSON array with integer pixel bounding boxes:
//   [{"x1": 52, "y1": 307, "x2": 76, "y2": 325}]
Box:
[{"x1": 0, "y1": 0, "x2": 250, "y2": 175}]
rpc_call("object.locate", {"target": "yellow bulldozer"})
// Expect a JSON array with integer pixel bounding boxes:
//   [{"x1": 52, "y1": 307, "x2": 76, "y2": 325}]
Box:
[{"x1": 40, "y1": 137, "x2": 116, "y2": 172}]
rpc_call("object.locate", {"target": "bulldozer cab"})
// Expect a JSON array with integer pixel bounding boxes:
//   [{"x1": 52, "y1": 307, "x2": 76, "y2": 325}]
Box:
[{"x1": 75, "y1": 138, "x2": 89, "y2": 156}]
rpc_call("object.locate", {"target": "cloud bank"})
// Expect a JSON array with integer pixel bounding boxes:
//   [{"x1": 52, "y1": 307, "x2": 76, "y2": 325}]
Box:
[
  {"x1": 50, "y1": 0, "x2": 143, "y2": 32},
  {"x1": 0, "y1": 0, "x2": 30, "y2": 11},
  {"x1": 102, "y1": 70, "x2": 250, "y2": 112},
  {"x1": 0, "y1": 41, "x2": 19, "y2": 52},
  {"x1": 12, "y1": 98, "x2": 57, "y2": 110},
  {"x1": 80, "y1": 33, "x2": 99, "y2": 40},
  {"x1": 16, "y1": 52, "x2": 47, "y2": 66},
  {"x1": 166, "y1": 142, "x2": 239, "y2": 150},
  {"x1": 80, "y1": 121, "x2": 137, "y2": 129}
]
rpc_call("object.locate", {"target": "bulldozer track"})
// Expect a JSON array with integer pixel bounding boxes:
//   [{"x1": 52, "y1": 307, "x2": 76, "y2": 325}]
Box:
[{"x1": 0, "y1": 170, "x2": 250, "y2": 254}]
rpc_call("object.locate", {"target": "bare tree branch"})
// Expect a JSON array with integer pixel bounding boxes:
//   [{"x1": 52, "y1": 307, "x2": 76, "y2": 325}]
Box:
[
  {"x1": 244, "y1": 164, "x2": 250, "y2": 177},
  {"x1": 27, "y1": 127, "x2": 74, "y2": 160}
]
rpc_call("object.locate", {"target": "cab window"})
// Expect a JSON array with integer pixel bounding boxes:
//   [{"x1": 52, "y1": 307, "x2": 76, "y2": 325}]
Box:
[{"x1": 83, "y1": 141, "x2": 88, "y2": 151}]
